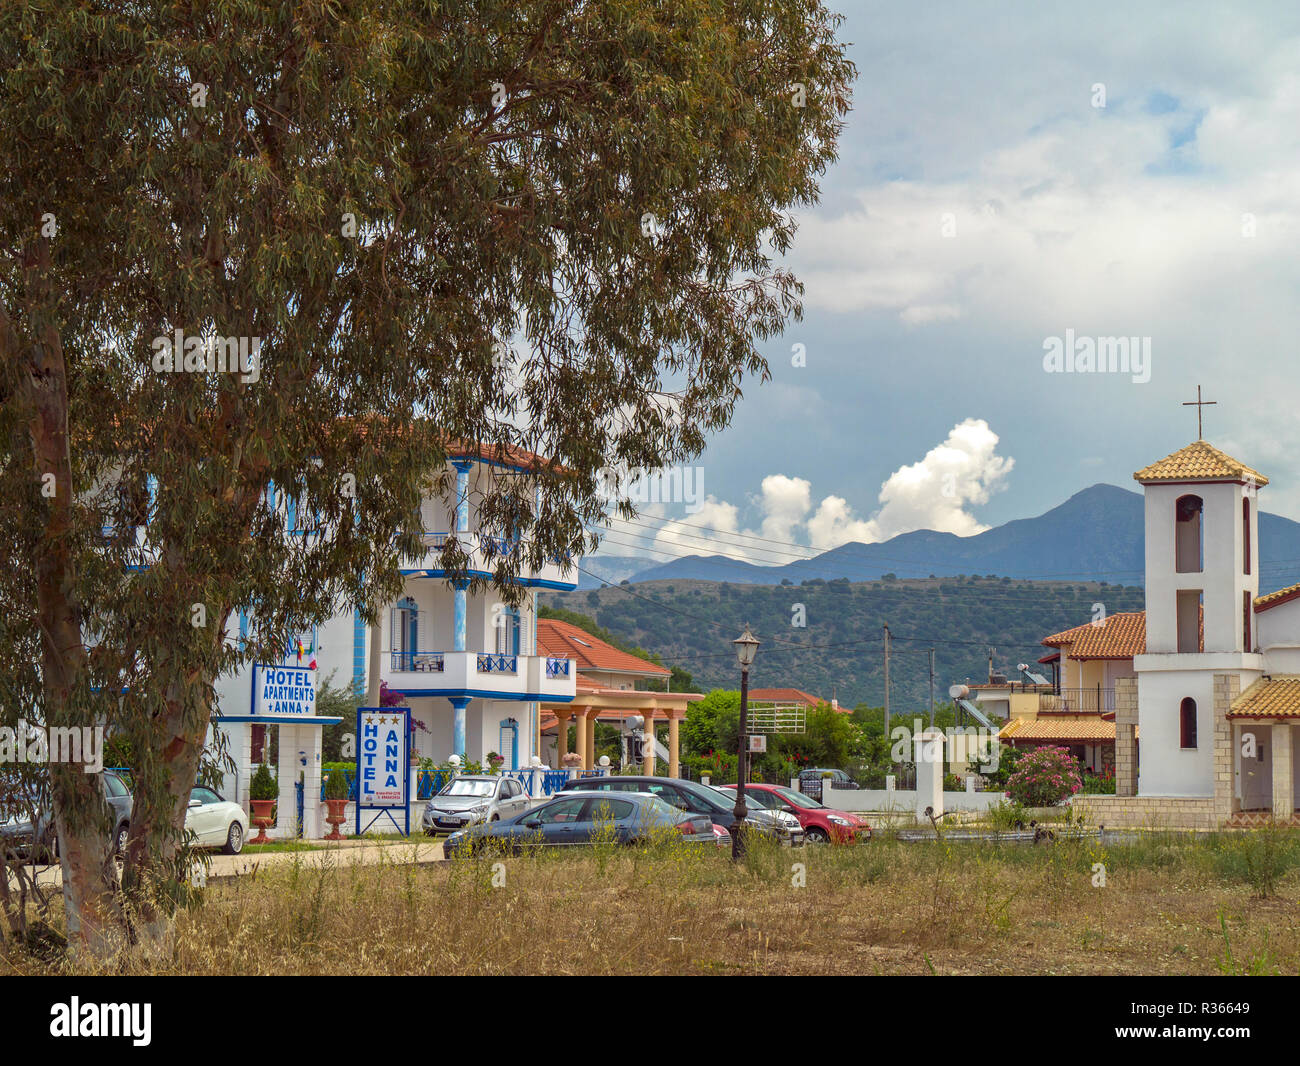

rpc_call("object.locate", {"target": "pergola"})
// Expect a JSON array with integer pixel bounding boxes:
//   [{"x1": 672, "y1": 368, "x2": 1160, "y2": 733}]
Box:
[{"x1": 540, "y1": 679, "x2": 704, "y2": 776}]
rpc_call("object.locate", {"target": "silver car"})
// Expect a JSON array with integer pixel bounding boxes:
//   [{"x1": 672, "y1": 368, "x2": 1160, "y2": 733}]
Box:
[
  {"x1": 710, "y1": 786, "x2": 805, "y2": 846},
  {"x1": 422, "y1": 774, "x2": 530, "y2": 835}
]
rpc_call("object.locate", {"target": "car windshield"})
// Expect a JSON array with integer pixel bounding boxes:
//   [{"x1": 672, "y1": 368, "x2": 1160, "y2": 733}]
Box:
[
  {"x1": 774, "y1": 786, "x2": 825, "y2": 810},
  {"x1": 718, "y1": 787, "x2": 779, "y2": 810},
  {"x1": 441, "y1": 779, "x2": 496, "y2": 797}
]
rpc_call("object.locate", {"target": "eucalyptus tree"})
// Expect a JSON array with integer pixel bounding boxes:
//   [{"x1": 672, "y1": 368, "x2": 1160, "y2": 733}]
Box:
[{"x1": 0, "y1": 0, "x2": 853, "y2": 956}]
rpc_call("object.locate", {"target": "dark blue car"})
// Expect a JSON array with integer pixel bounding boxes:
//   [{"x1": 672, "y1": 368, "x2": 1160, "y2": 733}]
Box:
[{"x1": 443, "y1": 789, "x2": 725, "y2": 857}]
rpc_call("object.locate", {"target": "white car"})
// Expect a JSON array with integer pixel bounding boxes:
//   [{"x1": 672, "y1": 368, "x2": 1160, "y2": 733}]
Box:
[
  {"x1": 422, "y1": 774, "x2": 531, "y2": 835},
  {"x1": 185, "y1": 785, "x2": 248, "y2": 854}
]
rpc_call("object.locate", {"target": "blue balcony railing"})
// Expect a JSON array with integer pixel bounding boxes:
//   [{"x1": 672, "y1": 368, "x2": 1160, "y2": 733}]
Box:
[
  {"x1": 545, "y1": 657, "x2": 571, "y2": 679},
  {"x1": 390, "y1": 651, "x2": 445, "y2": 673},
  {"x1": 476, "y1": 653, "x2": 518, "y2": 674}
]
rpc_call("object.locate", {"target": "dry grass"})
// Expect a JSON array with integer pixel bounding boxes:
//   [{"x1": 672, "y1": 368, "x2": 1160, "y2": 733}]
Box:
[{"x1": 6, "y1": 831, "x2": 1300, "y2": 975}]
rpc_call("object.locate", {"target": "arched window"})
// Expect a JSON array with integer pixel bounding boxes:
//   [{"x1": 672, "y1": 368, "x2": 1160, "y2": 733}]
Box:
[
  {"x1": 1179, "y1": 697, "x2": 1197, "y2": 749},
  {"x1": 1175, "y1": 494, "x2": 1203, "y2": 573}
]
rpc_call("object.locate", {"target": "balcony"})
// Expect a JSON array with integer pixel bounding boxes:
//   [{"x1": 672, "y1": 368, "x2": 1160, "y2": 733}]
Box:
[
  {"x1": 401, "y1": 532, "x2": 576, "y2": 589},
  {"x1": 384, "y1": 649, "x2": 575, "y2": 701},
  {"x1": 1039, "y1": 687, "x2": 1115, "y2": 713}
]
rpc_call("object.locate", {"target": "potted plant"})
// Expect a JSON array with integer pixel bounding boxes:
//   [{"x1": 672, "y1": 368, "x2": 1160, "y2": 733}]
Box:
[
  {"x1": 248, "y1": 763, "x2": 278, "y2": 844},
  {"x1": 486, "y1": 751, "x2": 505, "y2": 774},
  {"x1": 323, "y1": 767, "x2": 350, "y2": 840}
]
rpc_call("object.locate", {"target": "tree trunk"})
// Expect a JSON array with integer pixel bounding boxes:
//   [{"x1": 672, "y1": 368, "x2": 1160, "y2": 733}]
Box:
[{"x1": 12, "y1": 297, "x2": 122, "y2": 957}]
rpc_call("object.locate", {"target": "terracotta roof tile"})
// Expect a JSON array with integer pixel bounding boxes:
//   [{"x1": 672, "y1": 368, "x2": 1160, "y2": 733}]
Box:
[
  {"x1": 1228, "y1": 676, "x2": 1300, "y2": 719},
  {"x1": 1043, "y1": 611, "x2": 1146, "y2": 659},
  {"x1": 748, "y1": 688, "x2": 823, "y2": 707},
  {"x1": 999, "y1": 716, "x2": 1116, "y2": 742},
  {"x1": 1133, "y1": 440, "x2": 1268, "y2": 486},
  {"x1": 536, "y1": 618, "x2": 670, "y2": 676},
  {"x1": 1255, "y1": 583, "x2": 1300, "y2": 612}
]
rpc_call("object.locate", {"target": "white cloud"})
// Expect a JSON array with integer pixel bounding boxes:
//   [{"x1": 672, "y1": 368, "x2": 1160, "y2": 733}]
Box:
[{"x1": 603, "y1": 420, "x2": 1013, "y2": 563}]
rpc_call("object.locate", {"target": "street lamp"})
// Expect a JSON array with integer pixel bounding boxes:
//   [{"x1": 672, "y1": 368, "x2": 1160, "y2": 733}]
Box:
[{"x1": 731, "y1": 623, "x2": 760, "y2": 859}]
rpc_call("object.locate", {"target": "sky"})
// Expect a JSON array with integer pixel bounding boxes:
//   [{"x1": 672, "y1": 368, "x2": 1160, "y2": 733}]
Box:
[{"x1": 597, "y1": 0, "x2": 1300, "y2": 567}]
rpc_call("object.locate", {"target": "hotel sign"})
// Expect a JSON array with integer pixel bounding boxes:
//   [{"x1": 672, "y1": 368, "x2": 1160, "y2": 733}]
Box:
[
  {"x1": 355, "y1": 707, "x2": 411, "y2": 835},
  {"x1": 251, "y1": 665, "x2": 317, "y2": 718}
]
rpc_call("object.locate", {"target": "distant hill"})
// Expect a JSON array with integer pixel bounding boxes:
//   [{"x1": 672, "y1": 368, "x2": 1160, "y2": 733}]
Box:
[
  {"x1": 540, "y1": 576, "x2": 1147, "y2": 709},
  {"x1": 588, "y1": 484, "x2": 1300, "y2": 592}
]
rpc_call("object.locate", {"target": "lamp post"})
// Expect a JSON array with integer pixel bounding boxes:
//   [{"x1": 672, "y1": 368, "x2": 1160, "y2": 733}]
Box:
[{"x1": 731, "y1": 623, "x2": 760, "y2": 860}]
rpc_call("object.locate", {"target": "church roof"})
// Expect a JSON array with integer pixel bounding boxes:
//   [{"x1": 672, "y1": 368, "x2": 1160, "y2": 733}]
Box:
[
  {"x1": 1255, "y1": 583, "x2": 1300, "y2": 612},
  {"x1": 1228, "y1": 676, "x2": 1300, "y2": 719},
  {"x1": 1042, "y1": 611, "x2": 1147, "y2": 659},
  {"x1": 1133, "y1": 440, "x2": 1268, "y2": 486}
]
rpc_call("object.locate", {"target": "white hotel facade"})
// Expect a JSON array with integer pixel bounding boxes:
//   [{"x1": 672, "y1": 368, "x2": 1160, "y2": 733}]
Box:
[{"x1": 210, "y1": 445, "x2": 579, "y2": 822}]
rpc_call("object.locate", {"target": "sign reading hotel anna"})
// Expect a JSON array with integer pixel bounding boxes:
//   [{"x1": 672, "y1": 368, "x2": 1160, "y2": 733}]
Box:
[
  {"x1": 251, "y1": 664, "x2": 317, "y2": 718},
  {"x1": 355, "y1": 708, "x2": 411, "y2": 835}
]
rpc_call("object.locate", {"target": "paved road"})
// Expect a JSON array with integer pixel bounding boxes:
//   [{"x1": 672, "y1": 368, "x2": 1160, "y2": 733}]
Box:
[{"x1": 7, "y1": 838, "x2": 446, "y2": 893}]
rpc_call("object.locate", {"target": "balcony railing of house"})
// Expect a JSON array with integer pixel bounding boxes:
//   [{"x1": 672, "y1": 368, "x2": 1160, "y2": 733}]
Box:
[
  {"x1": 419, "y1": 531, "x2": 519, "y2": 555},
  {"x1": 390, "y1": 651, "x2": 445, "y2": 673},
  {"x1": 545, "y1": 657, "x2": 571, "y2": 679},
  {"x1": 1041, "y1": 687, "x2": 1116, "y2": 712},
  {"x1": 477, "y1": 653, "x2": 518, "y2": 674}
]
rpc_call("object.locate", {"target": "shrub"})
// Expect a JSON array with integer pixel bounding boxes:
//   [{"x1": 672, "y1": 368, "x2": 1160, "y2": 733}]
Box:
[
  {"x1": 324, "y1": 767, "x2": 351, "y2": 801},
  {"x1": 1212, "y1": 824, "x2": 1300, "y2": 898},
  {"x1": 1006, "y1": 747, "x2": 1081, "y2": 808},
  {"x1": 250, "y1": 763, "x2": 278, "y2": 802}
]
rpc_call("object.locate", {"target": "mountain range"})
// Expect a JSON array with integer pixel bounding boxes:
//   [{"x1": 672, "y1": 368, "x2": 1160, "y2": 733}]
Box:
[{"x1": 580, "y1": 483, "x2": 1300, "y2": 594}]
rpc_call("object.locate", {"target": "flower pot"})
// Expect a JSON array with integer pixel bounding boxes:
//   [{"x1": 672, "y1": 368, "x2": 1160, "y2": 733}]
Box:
[
  {"x1": 249, "y1": 799, "x2": 276, "y2": 844},
  {"x1": 324, "y1": 798, "x2": 348, "y2": 841}
]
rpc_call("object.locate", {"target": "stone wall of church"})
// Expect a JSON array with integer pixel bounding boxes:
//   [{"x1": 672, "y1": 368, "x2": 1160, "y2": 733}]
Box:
[
  {"x1": 1114, "y1": 676, "x2": 1138, "y2": 797},
  {"x1": 1212, "y1": 673, "x2": 1241, "y2": 822},
  {"x1": 1070, "y1": 794, "x2": 1218, "y2": 829}
]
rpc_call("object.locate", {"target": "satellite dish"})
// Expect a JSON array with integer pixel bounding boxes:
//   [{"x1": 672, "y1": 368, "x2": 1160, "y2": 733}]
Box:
[{"x1": 948, "y1": 684, "x2": 969, "y2": 699}]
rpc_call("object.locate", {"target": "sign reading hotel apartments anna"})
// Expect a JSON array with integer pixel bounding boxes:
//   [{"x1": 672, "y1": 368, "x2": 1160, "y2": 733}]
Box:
[{"x1": 251, "y1": 664, "x2": 317, "y2": 718}]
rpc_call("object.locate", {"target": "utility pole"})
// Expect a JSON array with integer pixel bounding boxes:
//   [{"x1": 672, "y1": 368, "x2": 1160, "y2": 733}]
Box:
[
  {"x1": 882, "y1": 623, "x2": 891, "y2": 747},
  {"x1": 928, "y1": 647, "x2": 936, "y2": 730}
]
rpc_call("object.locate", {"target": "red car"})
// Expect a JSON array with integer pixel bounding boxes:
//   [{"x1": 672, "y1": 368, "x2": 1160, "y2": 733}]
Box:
[{"x1": 720, "y1": 783, "x2": 872, "y2": 844}]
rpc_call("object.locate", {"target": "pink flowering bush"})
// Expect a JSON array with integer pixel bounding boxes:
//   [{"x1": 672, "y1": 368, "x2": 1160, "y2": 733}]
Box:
[{"x1": 1006, "y1": 746, "x2": 1082, "y2": 807}]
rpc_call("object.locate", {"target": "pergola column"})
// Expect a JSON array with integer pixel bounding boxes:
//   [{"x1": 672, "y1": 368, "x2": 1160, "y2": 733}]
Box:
[
  {"x1": 555, "y1": 708, "x2": 573, "y2": 766},
  {"x1": 1272, "y1": 721, "x2": 1294, "y2": 820},
  {"x1": 668, "y1": 713, "x2": 681, "y2": 779},
  {"x1": 642, "y1": 711, "x2": 656, "y2": 776},
  {"x1": 584, "y1": 707, "x2": 602, "y2": 770}
]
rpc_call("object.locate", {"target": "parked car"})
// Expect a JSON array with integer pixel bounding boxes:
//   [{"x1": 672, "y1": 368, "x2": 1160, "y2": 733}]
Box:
[
  {"x1": 798, "y1": 768, "x2": 860, "y2": 801},
  {"x1": 707, "y1": 786, "x2": 805, "y2": 846},
  {"x1": 184, "y1": 785, "x2": 248, "y2": 854},
  {"x1": 422, "y1": 774, "x2": 530, "y2": 835},
  {"x1": 1, "y1": 770, "x2": 133, "y2": 863},
  {"x1": 558, "y1": 775, "x2": 792, "y2": 845},
  {"x1": 104, "y1": 771, "x2": 133, "y2": 855},
  {"x1": 443, "y1": 790, "x2": 727, "y2": 857},
  {"x1": 728, "y1": 783, "x2": 871, "y2": 844}
]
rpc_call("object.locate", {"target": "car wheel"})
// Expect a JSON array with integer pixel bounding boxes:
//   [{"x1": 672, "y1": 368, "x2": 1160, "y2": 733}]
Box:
[
  {"x1": 490, "y1": 814, "x2": 499, "y2": 822},
  {"x1": 223, "y1": 821, "x2": 244, "y2": 855},
  {"x1": 805, "y1": 826, "x2": 830, "y2": 844},
  {"x1": 115, "y1": 823, "x2": 129, "y2": 857}
]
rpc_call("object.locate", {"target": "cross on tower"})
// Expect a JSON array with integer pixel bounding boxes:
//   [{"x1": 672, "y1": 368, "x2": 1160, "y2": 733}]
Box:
[{"x1": 1183, "y1": 385, "x2": 1217, "y2": 440}]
